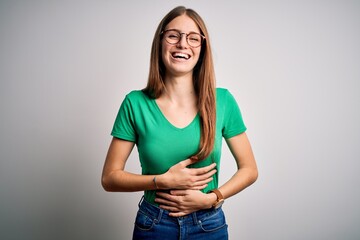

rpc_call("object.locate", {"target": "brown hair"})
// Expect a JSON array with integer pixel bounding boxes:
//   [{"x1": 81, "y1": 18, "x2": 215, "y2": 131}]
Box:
[{"x1": 143, "y1": 6, "x2": 216, "y2": 161}]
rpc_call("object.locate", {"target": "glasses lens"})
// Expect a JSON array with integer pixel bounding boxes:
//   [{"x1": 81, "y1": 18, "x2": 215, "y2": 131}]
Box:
[
  {"x1": 187, "y1": 33, "x2": 202, "y2": 47},
  {"x1": 164, "y1": 30, "x2": 180, "y2": 44},
  {"x1": 163, "y1": 30, "x2": 203, "y2": 47}
]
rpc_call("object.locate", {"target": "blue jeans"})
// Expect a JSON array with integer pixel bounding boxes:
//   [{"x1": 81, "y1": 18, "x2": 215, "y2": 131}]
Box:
[{"x1": 132, "y1": 197, "x2": 228, "y2": 240}]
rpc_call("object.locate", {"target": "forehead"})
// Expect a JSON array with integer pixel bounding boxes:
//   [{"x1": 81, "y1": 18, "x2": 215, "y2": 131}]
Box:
[{"x1": 165, "y1": 14, "x2": 200, "y2": 33}]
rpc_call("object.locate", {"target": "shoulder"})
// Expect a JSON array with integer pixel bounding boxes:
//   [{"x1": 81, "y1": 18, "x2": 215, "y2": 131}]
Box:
[
  {"x1": 216, "y1": 87, "x2": 235, "y2": 102},
  {"x1": 125, "y1": 90, "x2": 146, "y2": 99},
  {"x1": 216, "y1": 87, "x2": 230, "y2": 96},
  {"x1": 123, "y1": 90, "x2": 151, "y2": 104},
  {"x1": 215, "y1": 87, "x2": 241, "y2": 114}
]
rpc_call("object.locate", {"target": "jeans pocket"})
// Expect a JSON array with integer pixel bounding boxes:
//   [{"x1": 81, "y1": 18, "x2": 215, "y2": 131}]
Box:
[
  {"x1": 198, "y1": 209, "x2": 228, "y2": 232},
  {"x1": 134, "y1": 210, "x2": 156, "y2": 231}
]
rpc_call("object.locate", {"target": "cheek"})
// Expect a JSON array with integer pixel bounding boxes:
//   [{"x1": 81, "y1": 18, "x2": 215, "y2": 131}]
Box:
[
  {"x1": 193, "y1": 48, "x2": 202, "y2": 62},
  {"x1": 161, "y1": 44, "x2": 171, "y2": 61}
]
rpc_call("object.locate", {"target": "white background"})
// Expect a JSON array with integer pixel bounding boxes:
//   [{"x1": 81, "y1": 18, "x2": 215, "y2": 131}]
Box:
[{"x1": 0, "y1": 0, "x2": 359, "y2": 239}]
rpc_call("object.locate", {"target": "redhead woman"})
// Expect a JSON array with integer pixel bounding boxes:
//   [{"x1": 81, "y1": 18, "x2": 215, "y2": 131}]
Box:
[{"x1": 101, "y1": 6, "x2": 258, "y2": 240}]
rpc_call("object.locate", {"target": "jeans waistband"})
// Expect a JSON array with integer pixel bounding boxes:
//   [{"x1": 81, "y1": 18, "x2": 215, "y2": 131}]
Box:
[{"x1": 138, "y1": 196, "x2": 222, "y2": 225}]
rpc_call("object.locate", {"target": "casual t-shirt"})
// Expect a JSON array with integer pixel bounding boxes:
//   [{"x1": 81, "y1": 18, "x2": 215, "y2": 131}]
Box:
[{"x1": 111, "y1": 88, "x2": 247, "y2": 204}]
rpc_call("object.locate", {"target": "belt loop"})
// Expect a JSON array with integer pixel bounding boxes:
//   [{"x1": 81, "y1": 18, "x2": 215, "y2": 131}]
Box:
[
  {"x1": 156, "y1": 208, "x2": 163, "y2": 223},
  {"x1": 192, "y1": 212, "x2": 199, "y2": 225},
  {"x1": 138, "y1": 195, "x2": 144, "y2": 208}
]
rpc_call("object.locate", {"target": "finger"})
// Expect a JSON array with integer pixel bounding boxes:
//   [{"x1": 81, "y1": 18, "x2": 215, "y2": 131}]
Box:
[
  {"x1": 156, "y1": 192, "x2": 176, "y2": 201},
  {"x1": 170, "y1": 189, "x2": 187, "y2": 195},
  {"x1": 159, "y1": 205, "x2": 181, "y2": 213},
  {"x1": 190, "y1": 173, "x2": 216, "y2": 189},
  {"x1": 193, "y1": 178, "x2": 213, "y2": 187},
  {"x1": 189, "y1": 184, "x2": 208, "y2": 190},
  {"x1": 156, "y1": 192, "x2": 183, "y2": 204},
  {"x1": 193, "y1": 163, "x2": 217, "y2": 175},
  {"x1": 155, "y1": 197, "x2": 178, "y2": 207},
  {"x1": 169, "y1": 211, "x2": 188, "y2": 217},
  {"x1": 187, "y1": 184, "x2": 207, "y2": 190},
  {"x1": 178, "y1": 158, "x2": 196, "y2": 168},
  {"x1": 195, "y1": 169, "x2": 217, "y2": 181}
]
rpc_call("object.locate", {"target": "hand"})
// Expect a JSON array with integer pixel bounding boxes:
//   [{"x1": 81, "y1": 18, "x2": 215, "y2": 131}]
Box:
[
  {"x1": 155, "y1": 190, "x2": 216, "y2": 217},
  {"x1": 158, "y1": 158, "x2": 217, "y2": 190}
]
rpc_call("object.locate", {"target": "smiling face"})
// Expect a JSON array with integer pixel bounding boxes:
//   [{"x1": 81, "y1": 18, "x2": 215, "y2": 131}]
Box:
[{"x1": 161, "y1": 14, "x2": 202, "y2": 78}]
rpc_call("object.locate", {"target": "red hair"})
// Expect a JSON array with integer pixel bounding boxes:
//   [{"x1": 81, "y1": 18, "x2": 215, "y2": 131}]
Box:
[{"x1": 143, "y1": 6, "x2": 216, "y2": 161}]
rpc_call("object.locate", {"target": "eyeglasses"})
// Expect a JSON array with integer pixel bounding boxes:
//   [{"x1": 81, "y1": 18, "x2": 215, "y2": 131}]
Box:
[{"x1": 161, "y1": 29, "x2": 205, "y2": 48}]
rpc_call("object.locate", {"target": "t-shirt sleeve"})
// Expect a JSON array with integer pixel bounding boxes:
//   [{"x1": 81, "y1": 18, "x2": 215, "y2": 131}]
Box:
[
  {"x1": 111, "y1": 95, "x2": 137, "y2": 142},
  {"x1": 222, "y1": 90, "x2": 247, "y2": 139}
]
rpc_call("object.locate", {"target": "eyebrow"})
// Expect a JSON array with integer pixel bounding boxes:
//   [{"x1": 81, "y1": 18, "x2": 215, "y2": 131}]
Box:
[{"x1": 164, "y1": 28, "x2": 201, "y2": 35}]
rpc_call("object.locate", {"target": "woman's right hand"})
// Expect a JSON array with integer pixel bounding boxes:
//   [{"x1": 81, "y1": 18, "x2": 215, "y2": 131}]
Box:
[{"x1": 157, "y1": 158, "x2": 217, "y2": 190}]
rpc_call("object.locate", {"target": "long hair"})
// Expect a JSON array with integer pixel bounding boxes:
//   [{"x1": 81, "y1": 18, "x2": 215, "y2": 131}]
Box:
[{"x1": 143, "y1": 6, "x2": 216, "y2": 161}]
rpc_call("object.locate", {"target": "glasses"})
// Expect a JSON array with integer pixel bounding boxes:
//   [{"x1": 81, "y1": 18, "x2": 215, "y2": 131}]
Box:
[{"x1": 161, "y1": 29, "x2": 205, "y2": 48}]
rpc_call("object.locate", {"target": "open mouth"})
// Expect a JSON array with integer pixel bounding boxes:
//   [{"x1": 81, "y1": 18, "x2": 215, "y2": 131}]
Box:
[{"x1": 172, "y1": 52, "x2": 191, "y2": 60}]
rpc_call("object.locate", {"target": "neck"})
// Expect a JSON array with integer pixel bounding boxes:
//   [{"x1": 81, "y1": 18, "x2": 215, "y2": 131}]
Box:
[{"x1": 162, "y1": 73, "x2": 196, "y2": 105}]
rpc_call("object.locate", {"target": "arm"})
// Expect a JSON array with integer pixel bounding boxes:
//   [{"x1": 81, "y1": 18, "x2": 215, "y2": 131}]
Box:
[
  {"x1": 101, "y1": 137, "x2": 217, "y2": 192},
  {"x1": 217, "y1": 132, "x2": 258, "y2": 198},
  {"x1": 101, "y1": 137, "x2": 153, "y2": 192},
  {"x1": 155, "y1": 132, "x2": 258, "y2": 216}
]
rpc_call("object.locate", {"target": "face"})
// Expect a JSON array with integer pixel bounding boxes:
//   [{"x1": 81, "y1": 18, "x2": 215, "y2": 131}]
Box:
[{"x1": 161, "y1": 14, "x2": 202, "y2": 78}]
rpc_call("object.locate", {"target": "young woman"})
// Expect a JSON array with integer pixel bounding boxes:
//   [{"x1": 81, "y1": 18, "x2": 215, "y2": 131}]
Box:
[{"x1": 102, "y1": 6, "x2": 258, "y2": 240}]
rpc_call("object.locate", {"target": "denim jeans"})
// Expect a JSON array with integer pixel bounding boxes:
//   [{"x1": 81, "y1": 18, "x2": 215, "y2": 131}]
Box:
[{"x1": 132, "y1": 196, "x2": 228, "y2": 240}]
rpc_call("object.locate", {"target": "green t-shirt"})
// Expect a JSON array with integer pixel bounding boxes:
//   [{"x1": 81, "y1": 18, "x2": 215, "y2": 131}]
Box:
[{"x1": 111, "y1": 88, "x2": 247, "y2": 204}]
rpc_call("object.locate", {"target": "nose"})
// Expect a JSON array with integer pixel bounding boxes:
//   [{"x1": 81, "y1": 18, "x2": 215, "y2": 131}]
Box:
[{"x1": 176, "y1": 33, "x2": 188, "y2": 48}]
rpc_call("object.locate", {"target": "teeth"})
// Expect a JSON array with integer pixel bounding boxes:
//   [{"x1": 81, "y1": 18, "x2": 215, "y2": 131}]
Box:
[{"x1": 172, "y1": 52, "x2": 190, "y2": 59}]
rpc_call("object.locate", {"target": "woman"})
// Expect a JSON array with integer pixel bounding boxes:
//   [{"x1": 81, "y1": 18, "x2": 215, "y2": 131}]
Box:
[{"x1": 102, "y1": 6, "x2": 258, "y2": 240}]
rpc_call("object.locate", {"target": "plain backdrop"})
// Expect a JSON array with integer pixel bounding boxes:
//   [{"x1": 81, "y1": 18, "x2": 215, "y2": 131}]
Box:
[{"x1": 0, "y1": 0, "x2": 359, "y2": 239}]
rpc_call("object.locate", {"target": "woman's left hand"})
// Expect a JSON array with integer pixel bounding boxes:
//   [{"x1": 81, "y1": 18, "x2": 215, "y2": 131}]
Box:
[{"x1": 155, "y1": 190, "x2": 216, "y2": 217}]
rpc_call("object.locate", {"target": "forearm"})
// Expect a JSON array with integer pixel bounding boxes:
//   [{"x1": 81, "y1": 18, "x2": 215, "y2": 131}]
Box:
[
  {"x1": 102, "y1": 170, "x2": 157, "y2": 192},
  {"x1": 218, "y1": 166, "x2": 258, "y2": 200},
  {"x1": 219, "y1": 133, "x2": 258, "y2": 200},
  {"x1": 102, "y1": 157, "x2": 217, "y2": 192}
]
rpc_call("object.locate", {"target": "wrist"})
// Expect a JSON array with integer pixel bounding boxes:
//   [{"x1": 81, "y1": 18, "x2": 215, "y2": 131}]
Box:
[
  {"x1": 206, "y1": 192, "x2": 218, "y2": 209},
  {"x1": 209, "y1": 189, "x2": 225, "y2": 209},
  {"x1": 155, "y1": 174, "x2": 168, "y2": 189}
]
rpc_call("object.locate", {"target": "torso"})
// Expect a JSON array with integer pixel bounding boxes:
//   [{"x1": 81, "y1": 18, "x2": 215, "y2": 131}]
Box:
[
  {"x1": 111, "y1": 88, "x2": 247, "y2": 204},
  {"x1": 155, "y1": 97, "x2": 198, "y2": 129}
]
